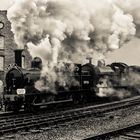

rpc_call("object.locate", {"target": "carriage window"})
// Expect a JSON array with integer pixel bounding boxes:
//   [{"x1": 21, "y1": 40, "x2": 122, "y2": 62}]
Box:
[
  {"x1": 0, "y1": 36, "x2": 4, "y2": 49},
  {"x1": 0, "y1": 56, "x2": 4, "y2": 71}
]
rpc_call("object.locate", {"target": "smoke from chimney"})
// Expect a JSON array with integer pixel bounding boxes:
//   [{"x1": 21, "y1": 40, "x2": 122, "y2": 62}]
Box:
[{"x1": 7, "y1": 0, "x2": 136, "y2": 91}]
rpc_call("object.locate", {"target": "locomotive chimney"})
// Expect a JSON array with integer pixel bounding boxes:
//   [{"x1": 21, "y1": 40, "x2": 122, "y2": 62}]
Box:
[
  {"x1": 14, "y1": 49, "x2": 23, "y2": 67},
  {"x1": 98, "y1": 59, "x2": 105, "y2": 67},
  {"x1": 86, "y1": 57, "x2": 92, "y2": 64}
]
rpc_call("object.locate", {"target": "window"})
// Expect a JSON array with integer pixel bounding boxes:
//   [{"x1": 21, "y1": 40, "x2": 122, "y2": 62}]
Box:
[
  {"x1": 0, "y1": 56, "x2": 4, "y2": 71},
  {"x1": 0, "y1": 36, "x2": 4, "y2": 49},
  {"x1": 22, "y1": 56, "x2": 25, "y2": 68}
]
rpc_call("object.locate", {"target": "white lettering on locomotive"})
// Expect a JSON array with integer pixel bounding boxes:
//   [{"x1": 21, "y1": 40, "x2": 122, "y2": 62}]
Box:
[{"x1": 83, "y1": 81, "x2": 89, "y2": 84}]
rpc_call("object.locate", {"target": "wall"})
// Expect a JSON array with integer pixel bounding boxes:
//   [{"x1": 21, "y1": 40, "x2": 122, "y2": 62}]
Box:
[{"x1": 0, "y1": 10, "x2": 31, "y2": 84}]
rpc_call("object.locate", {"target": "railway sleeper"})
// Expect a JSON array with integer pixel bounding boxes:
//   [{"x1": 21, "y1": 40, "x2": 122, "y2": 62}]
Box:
[
  {"x1": 0, "y1": 122, "x2": 14, "y2": 127},
  {"x1": 25, "y1": 119, "x2": 38, "y2": 123},
  {"x1": 14, "y1": 120, "x2": 24, "y2": 124},
  {"x1": 0, "y1": 128, "x2": 15, "y2": 134},
  {"x1": 30, "y1": 120, "x2": 38, "y2": 123},
  {"x1": 46, "y1": 117, "x2": 63, "y2": 122},
  {"x1": 23, "y1": 118, "x2": 33, "y2": 122},
  {"x1": 24, "y1": 121, "x2": 38, "y2": 126},
  {"x1": 36, "y1": 116, "x2": 48, "y2": 121},
  {"x1": 36, "y1": 118, "x2": 48, "y2": 122},
  {"x1": 33, "y1": 121, "x2": 44, "y2": 126},
  {"x1": 0, "y1": 119, "x2": 7, "y2": 123},
  {"x1": 76, "y1": 112, "x2": 91, "y2": 117},
  {"x1": 34, "y1": 115, "x2": 48, "y2": 120},
  {"x1": 29, "y1": 118, "x2": 40, "y2": 122},
  {"x1": 37, "y1": 121, "x2": 49, "y2": 127},
  {"x1": 47, "y1": 120, "x2": 59, "y2": 125},
  {"x1": 5, "y1": 118, "x2": 21, "y2": 122},
  {"x1": 1, "y1": 124, "x2": 15, "y2": 130},
  {"x1": 14, "y1": 122, "x2": 37, "y2": 127}
]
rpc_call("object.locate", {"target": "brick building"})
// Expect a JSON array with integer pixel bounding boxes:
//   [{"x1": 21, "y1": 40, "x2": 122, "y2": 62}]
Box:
[{"x1": 0, "y1": 10, "x2": 31, "y2": 85}]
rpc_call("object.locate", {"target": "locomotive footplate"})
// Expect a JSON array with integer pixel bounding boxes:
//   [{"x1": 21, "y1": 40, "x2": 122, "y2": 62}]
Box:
[{"x1": 32, "y1": 99, "x2": 73, "y2": 107}]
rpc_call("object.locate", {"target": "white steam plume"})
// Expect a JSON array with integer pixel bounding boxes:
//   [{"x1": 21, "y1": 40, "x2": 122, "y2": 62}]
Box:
[
  {"x1": 113, "y1": 0, "x2": 140, "y2": 38},
  {"x1": 8, "y1": 0, "x2": 136, "y2": 91}
]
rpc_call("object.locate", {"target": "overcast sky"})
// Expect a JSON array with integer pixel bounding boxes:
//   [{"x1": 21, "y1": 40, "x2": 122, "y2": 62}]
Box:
[
  {"x1": 1, "y1": 0, "x2": 140, "y2": 66},
  {"x1": 106, "y1": 37, "x2": 140, "y2": 66},
  {"x1": 0, "y1": 0, "x2": 15, "y2": 10}
]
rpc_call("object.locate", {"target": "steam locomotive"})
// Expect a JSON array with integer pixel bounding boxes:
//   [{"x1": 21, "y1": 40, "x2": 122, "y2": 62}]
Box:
[{"x1": 3, "y1": 50, "x2": 139, "y2": 112}]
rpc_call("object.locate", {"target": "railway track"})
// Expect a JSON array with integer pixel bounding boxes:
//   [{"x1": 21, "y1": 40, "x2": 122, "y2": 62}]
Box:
[
  {"x1": 119, "y1": 130, "x2": 140, "y2": 140},
  {"x1": 83, "y1": 120, "x2": 140, "y2": 140},
  {"x1": 0, "y1": 95, "x2": 140, "y2": 135}
]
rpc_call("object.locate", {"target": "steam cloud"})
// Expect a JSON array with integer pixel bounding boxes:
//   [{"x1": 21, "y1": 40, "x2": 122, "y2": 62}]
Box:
[
  {"x1": 7, "y1": 0, "x2": 136, "y2": 92},
  {"x1": 96, "y1": 67, "x2": 140, "y2": 99}
]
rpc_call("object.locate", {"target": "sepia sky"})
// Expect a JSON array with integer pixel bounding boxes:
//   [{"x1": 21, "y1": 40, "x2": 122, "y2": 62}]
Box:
[
  {"x1": 1, "y1": 0, "x2": 140, "y2": 66},
  {"x1": 0, "y1": 0, "x2": 15, "y2": 10},
  {"x1": 106, "y1": 37, "x2": 140, "y2": 66}
]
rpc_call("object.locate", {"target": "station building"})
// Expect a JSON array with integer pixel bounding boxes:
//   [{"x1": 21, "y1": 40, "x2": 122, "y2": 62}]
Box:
[{"x1": 0, "y1": 10, "x2": 31, "y2": 92}]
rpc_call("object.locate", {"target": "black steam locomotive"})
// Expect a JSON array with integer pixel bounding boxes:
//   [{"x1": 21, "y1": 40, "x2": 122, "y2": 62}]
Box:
[{"x1": 3, "y1": 50, "x2": 138, "y2": 112}]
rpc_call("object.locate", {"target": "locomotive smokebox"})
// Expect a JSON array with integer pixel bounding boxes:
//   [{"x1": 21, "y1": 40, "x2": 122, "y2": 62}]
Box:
[{"x1": 14, "y1": 49, "x2": 23, "y2": 67}]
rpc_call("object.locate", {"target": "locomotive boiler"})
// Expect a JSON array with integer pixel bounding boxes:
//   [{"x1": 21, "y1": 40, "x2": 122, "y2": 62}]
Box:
[{"x1": 4, "y1": 50, "x2": 138, "y2": 112}]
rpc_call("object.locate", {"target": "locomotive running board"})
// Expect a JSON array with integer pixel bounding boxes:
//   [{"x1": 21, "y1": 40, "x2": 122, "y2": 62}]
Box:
[{"x1": 32, "y1": 99, "x2": 73, "y2": 107}]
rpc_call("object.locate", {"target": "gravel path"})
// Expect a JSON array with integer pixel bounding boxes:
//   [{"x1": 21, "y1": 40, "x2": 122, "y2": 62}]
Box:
[{"x1": 1, "y1": 106, "x2": 140, "y2": 140}]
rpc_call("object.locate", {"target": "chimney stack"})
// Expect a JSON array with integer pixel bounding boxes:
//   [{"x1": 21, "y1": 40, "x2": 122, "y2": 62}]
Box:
[
  {"x1": 98, "y1": 59, "x2": 105, "y2": 67},
  {"x1": 14, "y1": 49, "x2": 23, "y2": 67},
  {"x1": 86, "y1": 57, "x2": 92, "y2": 64}
]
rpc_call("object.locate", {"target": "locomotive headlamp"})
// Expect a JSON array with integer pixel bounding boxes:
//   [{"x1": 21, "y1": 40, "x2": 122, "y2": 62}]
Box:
[{"x1": 17, "y1": 89, "x2": 26, "y2": 95}]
